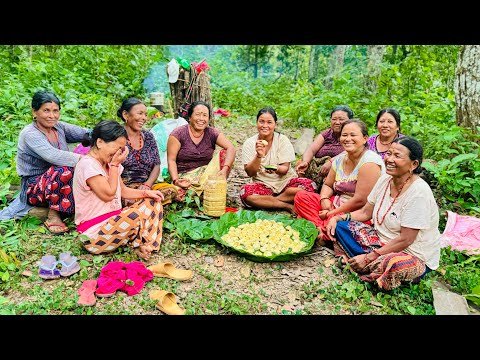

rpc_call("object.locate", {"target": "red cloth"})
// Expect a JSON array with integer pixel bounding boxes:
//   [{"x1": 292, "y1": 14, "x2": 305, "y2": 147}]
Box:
[
  {"x1": 96, "y1": 261, "x2": 153, "y2": 296},
  {"x1": 294, "y1": 191, "x2": 344, "y2": 240},
  {"x1": 213, "y1": 108, "x2": 230, "y2": 117}
]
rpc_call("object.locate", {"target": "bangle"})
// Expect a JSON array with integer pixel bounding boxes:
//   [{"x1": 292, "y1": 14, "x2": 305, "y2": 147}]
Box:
[
  {"x1": 172, "y1": 179, "x2": 178, "y2": 185},
  {"x1": 364, "y1": 253, "x2": 372, "y2": 264},
  {"x1": 109, "y1": 163, "x2": 119, "y2": 167},
  {"x1": 143, "y1": 183, "x2": 151, "y2": 189},
  {"x1": 256, "y1": 155, "x2": 263, "y2": 159},
  {"x1": 345, "y1": 212, "x2": 351, "y2": 221},
  {"x1": 373, "y1": 249, "x2": 382, "y2": 258},
  {"x1": 223, "y1": 164, "x2": 231, "y2": 170}
]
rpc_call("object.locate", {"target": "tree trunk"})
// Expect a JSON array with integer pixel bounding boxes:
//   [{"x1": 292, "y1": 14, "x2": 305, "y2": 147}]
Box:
[
  {"x1": 366, "y1": 45, "x2": 386, "y2": 93},
  {"x1": 308, "y1": 45, "x2": 321, "y2": 83},
  {"x1": 324, "y1": 45, "x2": 347, "y2": 90},
  {"x1": 168, "y1": 62, "x2": 214, "y2": 127},
  {"x1": 455, "y1": 45, "x2": 480, "y2": 133}
]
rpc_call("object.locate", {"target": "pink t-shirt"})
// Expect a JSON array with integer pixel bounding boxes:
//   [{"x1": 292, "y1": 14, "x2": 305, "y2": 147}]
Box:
[{"x1": 73, "y1": 155, "x2": 123, "y2": 238}]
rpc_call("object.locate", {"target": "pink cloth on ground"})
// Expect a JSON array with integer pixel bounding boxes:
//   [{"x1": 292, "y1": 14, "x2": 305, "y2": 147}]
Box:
[
  {"x1": 74, "y1": 144, "x2": 91, "y2": 155},
  {"x1": 97, "y1": 261, "x2": 154, "y2": 296},
  {"x1": 439, "y1": 210, "x2": 480, "y2": 255}
]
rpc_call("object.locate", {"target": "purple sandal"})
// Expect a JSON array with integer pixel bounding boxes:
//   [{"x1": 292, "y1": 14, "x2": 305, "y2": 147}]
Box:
[
  {"x1": 58, "y1": 251, "x2": 80, "y2": 277},
  {"x1": 39, "y1": 255, "x2": 61, "y2": 279}
]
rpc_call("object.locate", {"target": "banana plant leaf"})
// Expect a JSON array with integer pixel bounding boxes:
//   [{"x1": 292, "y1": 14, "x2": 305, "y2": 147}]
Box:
[{"x1": 211, "y1": 210, "x2": 318, "y2": 262}]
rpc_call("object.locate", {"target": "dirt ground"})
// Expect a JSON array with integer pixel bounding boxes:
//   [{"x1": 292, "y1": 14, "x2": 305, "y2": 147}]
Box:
[{"x1": 141, "y1": 116, "x2": 346, "y2": 315}]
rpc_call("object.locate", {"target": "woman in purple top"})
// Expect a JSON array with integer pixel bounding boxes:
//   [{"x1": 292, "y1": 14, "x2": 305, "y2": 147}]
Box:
[
  {"x1": 367, "y1": 108, "x2": 405, "y2": 159},
  {"x1": 295, "y1": 105, "x2": 354, "y2": 187},
  {"x1": 167, "y1": 100, "x2": 236, "y2": 199}
]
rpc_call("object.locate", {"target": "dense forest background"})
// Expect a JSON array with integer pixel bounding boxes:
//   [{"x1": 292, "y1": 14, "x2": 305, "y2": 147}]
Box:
[{"x1": 0, "y1": 45, "x2": 478, "y2": 220}]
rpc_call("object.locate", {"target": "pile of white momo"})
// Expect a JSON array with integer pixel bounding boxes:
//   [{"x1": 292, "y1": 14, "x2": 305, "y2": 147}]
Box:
[{"x1": 221, "y1": 219, "x2": 305, "y2": 257}]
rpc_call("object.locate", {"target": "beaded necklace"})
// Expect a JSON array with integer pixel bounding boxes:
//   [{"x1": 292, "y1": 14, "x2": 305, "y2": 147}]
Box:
[
  {"x1": 189, "y1": 126, "x2": 204, "y2": 138},
  {"x1": 376, "y1": 173, "x2": 412, "y2": 225},
  {"x1": 127, "y1": 133, "x2": 143, "y2": 162},
  {"x1": 378, "y1": 134, "x2": 398, "y2": 146}
]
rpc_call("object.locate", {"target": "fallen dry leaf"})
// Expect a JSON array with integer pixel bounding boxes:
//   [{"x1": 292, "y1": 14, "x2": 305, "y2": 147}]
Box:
[
  {"x1": 323, "y1": 258, "x2": 336, "y2": 267},
  {"x1": 21, "y1": 270, "x2": 33, "y2": 277},
  {"x1": 214, "y1": 256, "x2": 225, "y2": 267}
]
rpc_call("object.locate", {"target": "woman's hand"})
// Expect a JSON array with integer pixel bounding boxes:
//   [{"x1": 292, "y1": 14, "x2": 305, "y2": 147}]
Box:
[
  {"x1": 255, "y1": 139, "x2": 267, "y2": 158},
  {"x1": 111, "y1": 146, "x2": 129, "y2": 165},
  {"x1": 348, "y1": 254, "x2": 369, "y2": 273},
  {"x1": 320, "y1": 160, "x2": 332, "y2": 176},
  {"x1": 325, "y1": 216, "x2": 339, "y2": 241},
  {"x1": 175, "y1": 178, "x2": 191, "y2": 190},
  {"x1": 319, "y1": 209, "x2": 330, "y2": 220},
  {"x1": 144, "y1": 190, "x2": 165, "y2": 202},
  {"x1": 217, "y1": 167, "x2": 228, "y2": 178},
  {"x1": 295, "y1": 160, "x2": 308, "y2": 175},
  {"x1": 138, "y1": 183, "x2": 151, "y2": 191}
]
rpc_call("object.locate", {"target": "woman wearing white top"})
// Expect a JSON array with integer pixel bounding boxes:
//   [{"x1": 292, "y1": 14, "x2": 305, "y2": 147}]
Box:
[{"x1": 326, "y1": 136, "x2": 440, "y2": 291}]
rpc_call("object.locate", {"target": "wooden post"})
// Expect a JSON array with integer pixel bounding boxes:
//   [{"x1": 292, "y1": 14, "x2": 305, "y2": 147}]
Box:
[{"x1": 167, "y1": 59, "x2": 214, "y2": 127}]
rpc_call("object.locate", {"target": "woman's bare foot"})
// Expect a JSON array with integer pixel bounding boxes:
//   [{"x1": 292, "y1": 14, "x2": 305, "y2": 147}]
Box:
[
  {"x1": 45, "y1": 210, "x2": 68, "y2": 234},
  {"x1": 285, "y1": 203, "x2": 297, "y2": 216},
  {"x1": 315, "y1": 227, "x2": 325, "y2": 246},
  {"x1": 134, "y1": 245, "x2": 152, "y2": 260}
]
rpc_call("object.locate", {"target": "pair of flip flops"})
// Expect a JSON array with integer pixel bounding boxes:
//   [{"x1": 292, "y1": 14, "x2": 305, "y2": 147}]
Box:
[
  {"x1": 38, "y1": 252, "x2": 80, "y2": 279},
  {"x1": 147, "y1": 262, "x2": 193, "y2": 281},
  {"x1": 149, "y1": 289, "x2": 185, "y2": 315}
]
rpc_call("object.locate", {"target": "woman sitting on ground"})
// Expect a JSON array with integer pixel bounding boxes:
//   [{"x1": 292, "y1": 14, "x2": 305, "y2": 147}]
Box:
[
  {"x1": 0, "y1": 90, "x2": 88, "y2": 234},
  {"x1": 294, "y1": 119, "x2": 385, "y2": 243},
  {"x1": 73, "y1": 120, "x2": 165, "y2": 261},
  {"x1": 295, "y1": 105, "x2": 354, "y2": 187},
  {"x1": 325, "y1": 136, "x2": 440, "y2": 291},
  {"x1": 166, "y1": 100, "x2": 236, "y2": 200},
  {"x1": 117, "y1": 97, "x2": 177, "y2": 206},
  {"x1": 240, "y1": 107, "x2": 316, "y2": 214},
  {"x1": 367, "y1": 107, "x2": 405, "y2": 159}
]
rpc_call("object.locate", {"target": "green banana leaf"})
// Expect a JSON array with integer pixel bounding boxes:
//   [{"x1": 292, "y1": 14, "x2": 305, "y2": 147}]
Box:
[{"x1": 211, "y1": 210, "x2": 318, "y2": 262}]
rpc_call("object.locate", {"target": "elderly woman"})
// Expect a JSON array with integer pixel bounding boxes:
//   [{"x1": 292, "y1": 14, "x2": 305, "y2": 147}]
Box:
[
  {"x1": 294, "y1": 119, "x2": 385, "y2": 243},
  {"x1": 73, "y1": 120, "x2": 165, "y2": 261},
  {"x1": 295, "y1": 105, "x2": 354, "y2": 186},
  {"x1": 240, "y1": 107, "x2": 316, "y2": 214},
  {"x1": 166, "y1": 100, "x2": 236, "y2": 199},
  {"x1": 0, "y1": 90, "x2": 88, "y2": 234},
  {"x1": 367, "y1": 107, "x2": 405, "y2": 159},
  {"x1": 325, "y1": 136, "x2": 440, "y2": 291}
]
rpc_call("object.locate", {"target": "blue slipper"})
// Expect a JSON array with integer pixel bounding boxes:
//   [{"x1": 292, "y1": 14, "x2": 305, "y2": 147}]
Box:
[
  {"x1": 39, "y1": 255, "x2": 61, "y2": 279},
  {"x1": 58, "y1": 251, "x2": 80, "y2": 277}
]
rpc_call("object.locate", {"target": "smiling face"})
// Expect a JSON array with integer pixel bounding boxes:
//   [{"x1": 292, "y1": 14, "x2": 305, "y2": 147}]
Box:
[
  {"x1": 33, "y1": 102, "x2": 60, "y2": 131},
  {"x1": 340, "y1": 122, "x2": 368, "y2": 153},
  {"x1": 256, "y1": 112, "x2": 276, "y2": 138},
  {"x1": 96, "y1": 137, "x2": 127, "y2": 164},
  {"x1": 330, "y1": 110, "x2": 350, "y2": 134},
  {"x1": 377, "y1": 112, "x2": 399, "y2": 139},
  {"x1": 124, "y1": 103, "x2": 148, "y2": 132},
  {"x1": 384, "y1": 142, "x2": 418, "y2": 178},
  {"x1": 189, "y1": 104, "x2": 210, "y2": 131}
]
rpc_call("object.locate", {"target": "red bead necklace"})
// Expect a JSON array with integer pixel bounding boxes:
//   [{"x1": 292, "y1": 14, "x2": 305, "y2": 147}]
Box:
[
  {"x1": 376, "y1": 173, "x2": 413, "y2": 225},
  {"x1": 127, "y1": 133, "x2": 143, "y2": 162},
  {"x1": 189, "y1": 126, "x2": 204, "y2": 138}
]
